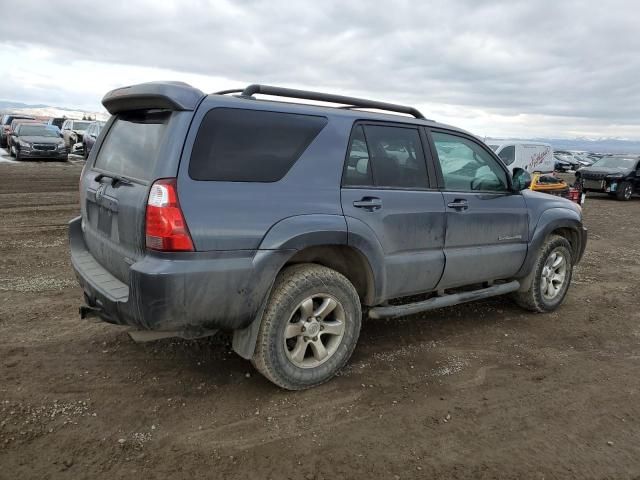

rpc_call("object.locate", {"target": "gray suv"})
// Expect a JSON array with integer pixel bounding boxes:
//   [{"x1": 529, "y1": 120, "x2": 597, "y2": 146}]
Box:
[{"x1": 70, "y1": 82, "x2": 587, "y2": 390}]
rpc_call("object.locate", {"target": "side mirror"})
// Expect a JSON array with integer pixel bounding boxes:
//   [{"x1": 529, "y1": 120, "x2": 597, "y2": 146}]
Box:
[{"x1": 512, "y1": 167, "x2": 532, "y2": 191}]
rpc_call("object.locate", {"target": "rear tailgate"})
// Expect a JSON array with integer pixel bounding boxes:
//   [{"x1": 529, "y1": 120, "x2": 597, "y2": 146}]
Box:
[{"x1": 78, "y1": 82, "x2": 204, "y2": 284}]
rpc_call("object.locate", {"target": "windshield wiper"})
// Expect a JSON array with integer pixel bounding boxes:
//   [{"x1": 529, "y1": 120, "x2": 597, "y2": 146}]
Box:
[{"x1": 94, "y1": 172, "x2": 133, "y2": 186}]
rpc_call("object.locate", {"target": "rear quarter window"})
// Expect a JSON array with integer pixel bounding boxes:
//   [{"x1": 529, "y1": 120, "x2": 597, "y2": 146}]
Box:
[
  {"x1": 189, "y1": 108, "x2": 327, "y2": 182},
  {"x1": 94, "y1": 110, "x2": 170, "y2": 182}
]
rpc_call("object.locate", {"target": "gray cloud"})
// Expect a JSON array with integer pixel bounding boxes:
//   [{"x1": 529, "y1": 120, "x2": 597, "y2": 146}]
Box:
[{"x1": 1, "y1": 0, "x2": 639, "y2": 136}]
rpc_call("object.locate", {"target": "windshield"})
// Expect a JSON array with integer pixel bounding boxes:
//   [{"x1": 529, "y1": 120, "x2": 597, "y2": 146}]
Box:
[
  {"x1": 18, "y1": 125, "x2": 60, "y2": 137},
  {"x1": 593, "y1": 157, "x2": 637, "y2": 170},
  {"x1": 72, "y1": 121, "x2": 90, "y2": 131}
]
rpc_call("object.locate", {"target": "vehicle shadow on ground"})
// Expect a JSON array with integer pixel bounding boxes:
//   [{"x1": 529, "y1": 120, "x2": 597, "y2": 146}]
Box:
[{"x1": 90, "y1": 295, "x2": 523, "y2": 390}]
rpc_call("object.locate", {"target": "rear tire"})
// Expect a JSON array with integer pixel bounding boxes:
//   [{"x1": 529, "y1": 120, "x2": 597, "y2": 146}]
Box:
[
  {"x1": 513, "y1": 235, "x2": 573, "y2": 313},
  {"x1": 616, "y1": 181, "x2": 633, "y2": 201},
  {"x1": 252, "y1": 263, "x2": 361, "y2": 390}
]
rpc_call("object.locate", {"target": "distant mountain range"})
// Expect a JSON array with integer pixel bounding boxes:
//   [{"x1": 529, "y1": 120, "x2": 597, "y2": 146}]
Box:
[
  {"x1": 1, "y1": 99, "x2": 638, "y2": 153},
  {"x1": 485, "y1": 137, "x2": 640, "y2": 154},
  {"x1": 0, "y1": 100, "x2": 109, "y2": 121}
]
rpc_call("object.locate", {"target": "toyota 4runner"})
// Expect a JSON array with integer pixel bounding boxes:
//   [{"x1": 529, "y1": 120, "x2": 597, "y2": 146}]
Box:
[{"x1": 70, "y1": 82, "x2": 587, "y2": 390}]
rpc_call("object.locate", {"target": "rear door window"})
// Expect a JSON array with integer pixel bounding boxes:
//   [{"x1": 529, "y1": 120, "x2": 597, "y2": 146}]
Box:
[
  {"x1": 189, "y1": 108, "x2": 327, "y2": 182},
  {"x1": 342, "y1": 124, "x2": 429, "y2": 189},
  {"x1": 94, "y1": 110, "x2": 170, "y2": 182}
]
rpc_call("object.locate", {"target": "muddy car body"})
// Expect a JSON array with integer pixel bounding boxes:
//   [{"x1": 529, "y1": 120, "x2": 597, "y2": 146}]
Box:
[{"x1": 70, "y1": 82, "x2": 587, "y2": 389}]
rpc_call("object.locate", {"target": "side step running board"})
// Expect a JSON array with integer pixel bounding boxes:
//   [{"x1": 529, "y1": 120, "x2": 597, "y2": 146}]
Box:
[{"x1": 368, "y1": 281, "x2": 520, "y2": 319}]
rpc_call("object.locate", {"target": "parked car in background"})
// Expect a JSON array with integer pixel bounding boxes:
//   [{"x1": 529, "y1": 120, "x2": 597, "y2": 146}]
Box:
[
  {"x1": 1, "y1": 114, "x2": 35, "y2": 147},
  {"x1": 82, "y1": 121, "x2": 105, "y2": 159},
  {"x1": 488, "y1": 141, "x2": 554, "y2": 174},
  {"x1": 554, "y1": 150, "x2": 581, "y2": 170},
  {"x1": 554, "y1": 154, "x2": 573, "y2": 172},
  {"x1": 6, "y1": 119, "x2": 44, "y2": 153},
  {"x1": 9, "y1": 123, "x2": 67, "y2": 161},
  {"x1": 554, "y1": 152, "x2": 580, "y2": 171},
  {"x1": 61, "y1": 119, "x2": 91, "y2": 150},
  {"x1": 568, "y1": 152, "x2": 595, "y2": 167},
  {"x1": 47, "y1": 117, "x2": 66, "y2": 130},
  {"x1": 70, "y1": 81, "x2": 587, "y2": 390},
  {"x1": 576, "y1": 155, "x2": 640, "y2": 201}
]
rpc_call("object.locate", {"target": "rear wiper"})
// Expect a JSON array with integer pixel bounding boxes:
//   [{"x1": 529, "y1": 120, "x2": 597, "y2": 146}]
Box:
[{"x1": 94, "y1": 172, "x2": 133, "y2": 186}]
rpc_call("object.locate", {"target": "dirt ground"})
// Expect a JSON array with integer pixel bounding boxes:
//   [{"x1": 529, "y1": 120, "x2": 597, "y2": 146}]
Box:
[{"x1": 1, "y1": 159, "x2": 639, "y2": 480}]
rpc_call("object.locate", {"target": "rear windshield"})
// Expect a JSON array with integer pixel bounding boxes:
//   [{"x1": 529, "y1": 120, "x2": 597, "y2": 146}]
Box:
[
  {"x1": 94, "y1": 110, "x2": 170, "y2": 181},
  {"x1": 189, "y1": 108, "x2": 327, "y2": 182}
]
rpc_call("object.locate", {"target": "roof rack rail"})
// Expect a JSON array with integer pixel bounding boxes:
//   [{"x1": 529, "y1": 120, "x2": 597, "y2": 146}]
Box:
[
  {"x1": 238, "y1": 84, "x2": 426, "y2": 120},
  {"x1": 214, "y1": 88, "x2": 245, "y2": 95}
]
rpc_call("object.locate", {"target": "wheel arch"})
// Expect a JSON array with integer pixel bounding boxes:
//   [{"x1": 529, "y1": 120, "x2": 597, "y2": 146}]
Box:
[
  {"x1": 515, "y1": 208, "x2": 586, "y2": 291},
  {"x1": 232, "y1": 215, "x2": 382, "y2": 359}
]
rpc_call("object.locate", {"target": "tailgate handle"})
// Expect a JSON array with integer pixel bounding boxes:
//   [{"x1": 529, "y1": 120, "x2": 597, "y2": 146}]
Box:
[
  {"x1": 447, "y1": 199, "x2": 469, "y2": 210},
  {"x1": 353, "y1": 197, "x2": 382, "y2": 211},
  {"x1": 94, "y1": 173, "x2": 132, "y2": 186}
]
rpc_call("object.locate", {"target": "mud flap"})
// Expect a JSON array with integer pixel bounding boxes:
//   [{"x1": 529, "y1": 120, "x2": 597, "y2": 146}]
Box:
[{"x1": 231, "y1": 288, "x2": 273, "y2": 360}]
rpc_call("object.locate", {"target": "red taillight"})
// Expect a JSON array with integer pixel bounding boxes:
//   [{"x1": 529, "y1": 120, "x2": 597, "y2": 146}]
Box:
[
  {"x1": 145, "y1": 178, "x2": 194, "y2": 252},
  {"x1": 568, "y1": 187, "x2": 581, "y2": 204}
]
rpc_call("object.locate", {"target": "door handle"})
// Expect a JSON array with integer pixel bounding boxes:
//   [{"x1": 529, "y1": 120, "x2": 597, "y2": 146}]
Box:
[
  {"x1": 447, "y1": 199, "x2": 469, "y2": 210},
  {"x1": 353, "y1": 197, "x2": 382, "y2": 210}
]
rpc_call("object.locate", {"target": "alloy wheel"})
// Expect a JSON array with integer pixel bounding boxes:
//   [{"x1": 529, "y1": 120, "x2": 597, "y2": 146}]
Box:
[
  {"x1": 540, "y1": 249, "x2": 567, "y2": 300},
  {"x1": 283, "y1": 294, "x2": 346, "y2": 368}
]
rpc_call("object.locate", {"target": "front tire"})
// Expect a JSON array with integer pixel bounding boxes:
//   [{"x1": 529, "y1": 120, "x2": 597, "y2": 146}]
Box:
[
  {"x1": 616, "y1": 181, "x2": 633, "y2": 201},
  {"x1": 513, "y1": 235, "x2": 573, "y2": 313},
  {"x1": 252, "y1": 263, "x2": 362, "y2": 390}
]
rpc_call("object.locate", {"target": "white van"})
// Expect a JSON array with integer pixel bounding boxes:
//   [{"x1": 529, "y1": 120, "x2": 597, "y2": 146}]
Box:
[{"x1": 487, "y1": 141, "x2": 554, "y2": 174}]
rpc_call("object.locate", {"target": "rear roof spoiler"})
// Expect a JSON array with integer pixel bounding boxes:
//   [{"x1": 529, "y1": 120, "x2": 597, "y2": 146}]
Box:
[{"x1": 102, "y1": 81, "x2": 205, "y2": 114}]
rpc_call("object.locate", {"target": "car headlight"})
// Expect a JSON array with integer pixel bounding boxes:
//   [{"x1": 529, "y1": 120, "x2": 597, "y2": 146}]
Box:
[{"x1": 18, "y1": 140, "x2": 31, "y2": 149}]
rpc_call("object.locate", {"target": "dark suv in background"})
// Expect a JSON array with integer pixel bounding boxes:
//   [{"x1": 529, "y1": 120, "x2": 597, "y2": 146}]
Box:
[
  {"x1": 70, "y1": 82, "x2": 587, "y2": 390},
  {"x1": 576, "y1": 155, "x2": 640, "y2": 201},
  {"x1": 1, "y1": 114, "x2": 35, "y2": 147}
]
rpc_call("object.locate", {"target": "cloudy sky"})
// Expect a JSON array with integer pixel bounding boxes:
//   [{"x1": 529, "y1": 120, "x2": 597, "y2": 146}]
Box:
[{"x1": 1, "y1": 0, "x2": 638, "y2": 139}]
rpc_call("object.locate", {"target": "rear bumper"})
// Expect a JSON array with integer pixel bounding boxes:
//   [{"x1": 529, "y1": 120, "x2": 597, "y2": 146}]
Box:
[{"x1": 69, "y1": 216, "x2": 291, "y2": 332}]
